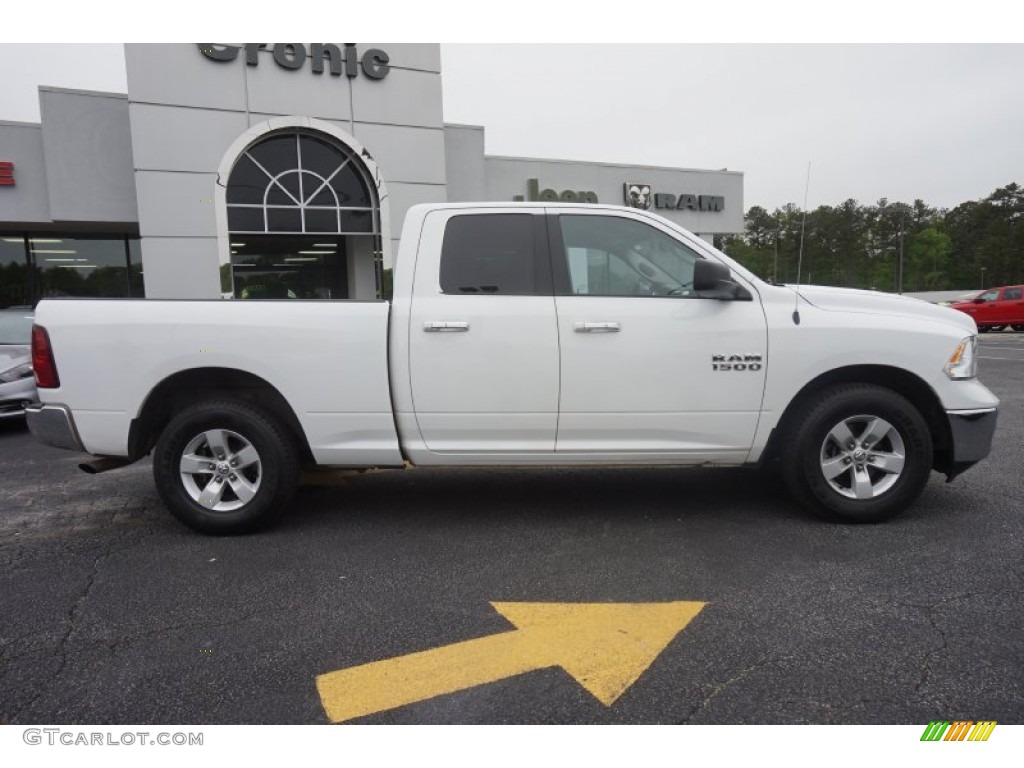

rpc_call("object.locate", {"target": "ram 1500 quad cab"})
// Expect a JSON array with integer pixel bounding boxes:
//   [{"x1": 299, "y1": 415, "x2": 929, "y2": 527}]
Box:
[{"x1": 27, "y1": 203, "x2": 999, "y2": 534}]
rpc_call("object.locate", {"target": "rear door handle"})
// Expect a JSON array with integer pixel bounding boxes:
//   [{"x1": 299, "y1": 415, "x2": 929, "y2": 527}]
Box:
[
  {"x1": 573, "y1": 321, "x2": 621, "y2": 333},
  {"x1": 424, "y1": 321, "x2": 470, "y2": 332}
]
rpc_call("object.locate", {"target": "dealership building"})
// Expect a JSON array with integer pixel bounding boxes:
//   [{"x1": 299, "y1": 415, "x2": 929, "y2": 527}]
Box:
[{"x1": 0, "y1": 44, "x2": 743, "y2": 307}]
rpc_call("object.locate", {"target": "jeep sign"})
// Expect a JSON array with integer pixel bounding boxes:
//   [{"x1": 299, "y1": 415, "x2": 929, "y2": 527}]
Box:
[{"x1": 513, "y1": 178, "x2": 599, "y2": 204}]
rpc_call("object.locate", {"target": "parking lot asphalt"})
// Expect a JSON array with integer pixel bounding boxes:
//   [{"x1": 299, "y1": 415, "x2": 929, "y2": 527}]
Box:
[{"x1": 1, "y1": 333, "x2": 1022, "y2": 725}]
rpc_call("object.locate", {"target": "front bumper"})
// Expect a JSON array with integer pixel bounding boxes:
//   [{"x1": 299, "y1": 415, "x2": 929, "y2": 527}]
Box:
[
  {"x1": 944, "y1": 407, "x2": 998, "y2": 481},
  {"x1": 25, "y1": 403, "x2": 86, "y2": 452}
]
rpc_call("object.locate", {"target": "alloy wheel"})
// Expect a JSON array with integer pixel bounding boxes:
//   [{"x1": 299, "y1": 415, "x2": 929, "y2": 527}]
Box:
[
  {"x1": 819, "y1": 414, "x2": 906, "y2": 500},
  {"x1": 179, "y1": 428, "x2": 263, "y2": 512}
]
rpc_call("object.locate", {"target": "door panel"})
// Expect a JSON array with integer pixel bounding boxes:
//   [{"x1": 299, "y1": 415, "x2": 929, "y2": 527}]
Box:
[
  {"x1": 550, "y1": 211, "x2": 767, "y2": 457},
  {"x1": 973, "y1": 289, "x2": 1000, "y2": 325},
  {"x1": 555, "y1": 295, "x2": 767, "y2": 455},
  {"x1": 1000, "y1": 286, "x2": 1024, "y2": 323},
  {"x1": 408, "y1": 210, "x2": 559, "y2": 452}
]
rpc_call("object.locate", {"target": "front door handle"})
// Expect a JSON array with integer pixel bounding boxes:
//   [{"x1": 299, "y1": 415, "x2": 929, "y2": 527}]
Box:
[
  {"x1": 424, "y1": 321, "x2": 470, "y2": 332},
  {"x1": 573, "y1": 321, "x2": 621, "y2": 333}
]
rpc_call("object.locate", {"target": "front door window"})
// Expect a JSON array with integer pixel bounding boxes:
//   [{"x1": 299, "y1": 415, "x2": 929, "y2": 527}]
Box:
[{"x1": 559, "y1": 214, "x2": 701, "y2": 297}]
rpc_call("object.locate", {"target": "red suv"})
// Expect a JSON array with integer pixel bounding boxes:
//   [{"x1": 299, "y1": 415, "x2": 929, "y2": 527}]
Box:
[{"x1": 950, "y1": 285, "x2": 1024, "y2": 332}]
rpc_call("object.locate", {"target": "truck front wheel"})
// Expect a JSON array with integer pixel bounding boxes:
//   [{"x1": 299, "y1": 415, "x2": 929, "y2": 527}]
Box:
[
  {"x1": 153, "y1": 399, "x2": 299, "y2": 535},
  {"x1": 781, "y1": 384, "x2": 932, "y2": 523}
]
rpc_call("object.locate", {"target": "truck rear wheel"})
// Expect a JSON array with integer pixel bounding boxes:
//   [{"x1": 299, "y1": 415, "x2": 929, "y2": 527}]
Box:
[
  {"x1": 781, "y1": 384, "x2": 932, "y2": 523},
  {"x1": 153, "y1": 399, "x2": 299, "y2": 535}
]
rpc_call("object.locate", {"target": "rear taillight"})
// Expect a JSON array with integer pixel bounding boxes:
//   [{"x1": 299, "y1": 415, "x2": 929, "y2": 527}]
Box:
[{"x1": 31, "y1": 324, "x2": 60, "y2": 388}]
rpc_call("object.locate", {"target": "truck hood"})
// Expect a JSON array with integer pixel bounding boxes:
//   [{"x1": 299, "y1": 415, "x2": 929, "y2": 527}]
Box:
[{"x1": 787, "y1": 285, "x2": 976, "y2": 334}]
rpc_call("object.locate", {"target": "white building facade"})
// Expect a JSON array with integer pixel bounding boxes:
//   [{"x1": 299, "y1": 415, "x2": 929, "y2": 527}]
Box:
[{"x1": 0, "y1": 44, "x2": 743, "y2": 306}]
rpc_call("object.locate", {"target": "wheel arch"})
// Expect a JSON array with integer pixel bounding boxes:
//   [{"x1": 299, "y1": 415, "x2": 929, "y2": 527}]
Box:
[
  {"x1": 128, "y1": 367, "x2": 313, "y2": 464},
  {"x1": 763, "y1": 365, "x2": 953, "y2": 474}
]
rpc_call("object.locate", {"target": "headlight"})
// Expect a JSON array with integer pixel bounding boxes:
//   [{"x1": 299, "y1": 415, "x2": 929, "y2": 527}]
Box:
[
  {"x1": 944, "y1": 336, "x2": 977, "y2": 380},
  {"x1": 0, "y1": 362, "x2": 34, "y2": 383}
]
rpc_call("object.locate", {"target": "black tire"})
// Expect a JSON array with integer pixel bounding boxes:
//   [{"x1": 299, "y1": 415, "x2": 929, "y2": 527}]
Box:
[
  {"x1": 153, "y1": 399, "x2": 299, "y2": 535},
  {"x1": 978, "y1": 326, "x2": 990, "y2": 333},
  {"x1": 780, "y1": 384, "x2": 932, "y2": 523},
  {"x1": 1013, "y1": 324, "x2": 1024, "y2": 332}
]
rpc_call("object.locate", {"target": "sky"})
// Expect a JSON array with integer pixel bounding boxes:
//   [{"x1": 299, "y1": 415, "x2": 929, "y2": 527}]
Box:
[{"x1": 1, "y1": 41, "x2": 1022, "y2": 213}]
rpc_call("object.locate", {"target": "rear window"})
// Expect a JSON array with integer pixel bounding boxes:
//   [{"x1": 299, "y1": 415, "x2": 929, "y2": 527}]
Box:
[
  {"x1": 0, "y1": 311, "x2": 34, "y2": 345},
  {"x1": 439, "y1": 214, "x2": 540, "y2": 295},
  {"x1": 1003, "y1": 287, "x2": 1022, "y2": 300}
]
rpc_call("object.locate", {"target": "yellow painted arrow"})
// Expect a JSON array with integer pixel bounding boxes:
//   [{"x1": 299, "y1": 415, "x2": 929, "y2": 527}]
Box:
[{"x1": 315, "y1": 600, "x2": 706, "y2": 723}]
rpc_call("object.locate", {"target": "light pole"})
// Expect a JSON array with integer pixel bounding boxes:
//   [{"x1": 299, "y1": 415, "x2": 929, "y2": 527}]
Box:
[
  {"x1": 897, "y1": 209, "x2": 905, "y2": 295},
  {"x1": 773, "y1": 215, "x2": 780, "y2": 284},
  {"x1": 884, "y1": 246, "x2": 898, "y2": 292},
  {"x1": 980, "y1": 266, "x2": 987, "y2": 290}
]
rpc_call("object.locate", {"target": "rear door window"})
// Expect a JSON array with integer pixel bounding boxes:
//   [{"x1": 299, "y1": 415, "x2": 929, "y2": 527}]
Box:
[{"x1": 439, "y1": 214, "x2": 549, "y2": 296}]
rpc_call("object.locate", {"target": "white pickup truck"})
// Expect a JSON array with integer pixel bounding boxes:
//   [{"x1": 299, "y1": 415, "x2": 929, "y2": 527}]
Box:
[{"x1": 27, "y1": 203, "x2": 998, "y2": 534}]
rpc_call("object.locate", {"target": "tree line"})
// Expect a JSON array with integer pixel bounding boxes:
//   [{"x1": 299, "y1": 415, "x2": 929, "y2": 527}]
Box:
[{"x1": 717, "y1": 183, "x2": 1024, "y2": 293}]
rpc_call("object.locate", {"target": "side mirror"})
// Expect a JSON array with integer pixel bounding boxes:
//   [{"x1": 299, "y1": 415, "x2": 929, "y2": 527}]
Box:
[
  {"x1": 692, "y1": 259, "x2": 752, "y2": 301},
  {"x1": 973, "y1": 297, "x2": 985, "y2": 304}
]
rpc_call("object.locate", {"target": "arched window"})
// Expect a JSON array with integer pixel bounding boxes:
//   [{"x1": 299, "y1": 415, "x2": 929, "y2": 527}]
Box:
[
  {"x1": 226, "y1": 132, "x2": 378, "y2": 235},
  {"x1": 223, "y1": 130, "x2": 382, "y2": 301}
]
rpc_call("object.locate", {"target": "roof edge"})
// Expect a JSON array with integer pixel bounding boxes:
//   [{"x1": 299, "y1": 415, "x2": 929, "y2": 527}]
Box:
[
  {"x1": 38, "y1": 85, "x2": 128, "y2": 100},
  {"x1": 484, "y1": 153, "x2": 743, "y2": 177}
]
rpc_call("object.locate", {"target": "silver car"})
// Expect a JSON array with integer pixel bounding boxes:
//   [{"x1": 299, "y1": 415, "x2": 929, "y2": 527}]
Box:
[{"x1": 0, "y1": 307, "x2": 37, "y2": 419}]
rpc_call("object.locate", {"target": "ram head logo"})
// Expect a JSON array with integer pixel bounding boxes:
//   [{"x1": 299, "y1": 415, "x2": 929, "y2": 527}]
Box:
[{"x1": 624, "y1": 183, "x2": 652, "y2": 210}]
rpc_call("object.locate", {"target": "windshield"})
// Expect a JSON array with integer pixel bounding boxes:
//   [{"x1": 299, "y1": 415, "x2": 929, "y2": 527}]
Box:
[{"x1": 0, "y1": 311, "x2": 34, "y2": 344}]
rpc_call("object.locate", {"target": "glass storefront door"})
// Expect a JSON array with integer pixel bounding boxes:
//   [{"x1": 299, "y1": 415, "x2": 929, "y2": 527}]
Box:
[{"x1": 229, "y1": 235, "x2": 351, "y2": 300}]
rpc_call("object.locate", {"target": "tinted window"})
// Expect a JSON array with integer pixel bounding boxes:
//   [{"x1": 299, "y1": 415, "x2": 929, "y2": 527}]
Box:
[
  {"x1": 1, "y1": 235, "x2": 141, "y2": 306},
  {"x1": 440, "y1": 214, "x2": 539, "y2": 295},
  {"x1": 128, "y1": 238, "x2": 144, "y2": 297},
  {"x1": 1003, "y1": 287, "x2": 1022, "y2": 300},
  {"x1": 32, "y1": 237, "x2": 131, "y2": 299},
  {"x1": 0, "y1": 238, "x2": 29, "y2": 308}
]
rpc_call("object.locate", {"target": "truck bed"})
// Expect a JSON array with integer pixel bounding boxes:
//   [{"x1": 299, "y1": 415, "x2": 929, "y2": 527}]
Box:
[{"x1": 32, "y1": 299, "x2": 403, "y2": 466}]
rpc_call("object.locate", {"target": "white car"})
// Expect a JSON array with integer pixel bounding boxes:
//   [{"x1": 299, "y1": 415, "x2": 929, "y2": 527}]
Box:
[{"x1": 0, "y1": 307, "x2": 36, "y2": 419}]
